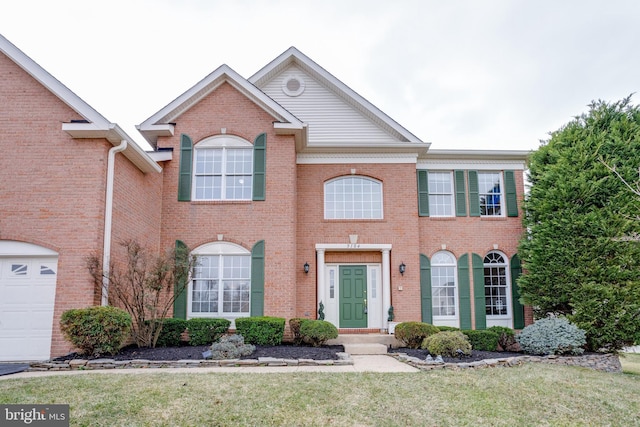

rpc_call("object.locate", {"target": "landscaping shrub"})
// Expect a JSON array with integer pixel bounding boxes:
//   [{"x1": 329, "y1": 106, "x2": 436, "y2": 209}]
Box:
[
  {"x1": 60, "y1": 306, "x2": 132, "y2": 357},
  {"x1": 463, "y1": 330, "x2": 499, "y2": 351},
  {"x1": 208, "y1": 335, "x2": 255, "y2": 359},
  {"x1": 186, "y1": 318, "x2": 230, "y2": 346},
  {"x1": 422, "y1": 331, "x2": 472, "y2": 357},
  {"x1": 153, "y1": 318, "x2": 187, "y2": 347},
  {"x1": 235, "y1": 316, "x2": 285, "y2": 345},
  {"x1": 516, "y1": 316, "x2": 586, "y2": 356},
  {"x1": 437, "y1": 326, "x2": 460, "y2": 332},
  {"x1": 394, "y1": 322, "x2": 440, "y2": 349},
  {"x1": 299, "y1": 320, "x2": 338, "y2": 346},
  {"x1": 487, "y1": 326, "x2": 517, "y2": 350},
  {"x1": 289, "y1": 318, "x2": 309, "y2": 345}
]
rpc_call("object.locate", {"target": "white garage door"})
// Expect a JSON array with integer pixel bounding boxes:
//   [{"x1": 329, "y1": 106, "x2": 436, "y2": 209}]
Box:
[{"x1": 0, "y1": 242, "x2": 58, "y2": 362}]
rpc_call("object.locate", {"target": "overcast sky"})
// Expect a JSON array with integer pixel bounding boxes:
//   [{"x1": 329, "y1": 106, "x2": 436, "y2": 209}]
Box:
[{"x1": 2, "y1": 0, "x2": 639, "y2": 152}]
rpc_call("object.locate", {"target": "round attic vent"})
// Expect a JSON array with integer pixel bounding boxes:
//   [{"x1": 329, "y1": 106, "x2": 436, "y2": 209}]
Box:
[{"x1": 282, "y1": 76, "x2": 305, "y2": 97}]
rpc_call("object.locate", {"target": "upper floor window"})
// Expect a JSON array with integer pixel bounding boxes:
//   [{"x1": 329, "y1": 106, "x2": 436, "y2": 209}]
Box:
[
  {"x1": 428, "y1": 172, "x2": 454, "y2": 217},
  {"x1": 478, "y1": 172, "x2": 503, "y2": 216},
  {"x1": 193, "y1": 136, "x2": 253, "y2": 201},
  {"x1": 484, "y1": 251, "x2": 509, "y2": 316},
  {"x1": 324, "y1": 176, "x2": 383, "y2": 219}
]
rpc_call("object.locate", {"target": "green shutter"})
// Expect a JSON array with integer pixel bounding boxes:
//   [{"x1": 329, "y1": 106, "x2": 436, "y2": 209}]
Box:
[
  {"x1": 420, "y1": 254, "x2": 432, "y2": 323},
  {"x1": 250, "y1": 240, "x2": 265, "y2": 316},
  {"x1": 173, "y1": 240, "x2": 188, "y2": 319},
  {"x1": 454, "y1": 170, "x2": 467, "y2": 217},
  {"x1": 253, "y1": 133, "x2": 266, "y2": 201},
  {"x1": 472, "y1": 253, "x2": 486, "y2": 329},
  {"x1": 468, "y1": 170, "x2": 480, "y2": 217},
  {"x1": 504, "y1": 170, "x2": 518, "y2": 217},
  {"x1": 417, "y1": 170, "x2": 430, "y2": 216},
  {"x1": 458, "y1": 254, "x2": 472, "y2": 329},
  {"x1": 511, "y1": 254, "x2": 525, "y2": 329},
  {"x1": 178, "y1": 134, "x2": 193, "y2": 201}
]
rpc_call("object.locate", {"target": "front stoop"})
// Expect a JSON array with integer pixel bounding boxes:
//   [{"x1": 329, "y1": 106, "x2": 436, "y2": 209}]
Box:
[{"x1": 343, "y1": 343, "x2": 388, "y2": 355}]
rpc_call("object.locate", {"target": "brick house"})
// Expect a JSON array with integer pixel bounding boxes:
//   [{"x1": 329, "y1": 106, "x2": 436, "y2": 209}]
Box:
[{"x1": 0, "y1": 36, "x2": 531, "y2": 361}]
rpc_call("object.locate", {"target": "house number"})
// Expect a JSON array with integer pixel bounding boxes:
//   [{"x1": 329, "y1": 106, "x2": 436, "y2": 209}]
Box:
[{"x1": 347, "y1": 244, "x2": 360, "y2": 248}]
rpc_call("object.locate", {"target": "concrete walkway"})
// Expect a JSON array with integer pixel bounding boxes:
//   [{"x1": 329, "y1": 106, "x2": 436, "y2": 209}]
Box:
[{"x1": 0, "y1": 355, "x2": 418, "y2": 380}]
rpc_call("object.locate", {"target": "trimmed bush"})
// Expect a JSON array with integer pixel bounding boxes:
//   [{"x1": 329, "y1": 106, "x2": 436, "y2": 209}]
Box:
[
  {"x1": 235, "y1": 317, "x2": 286, "y2": 345},
  {"x1": 208, "y1": 335, "x2": 255, "y2": 359},
  {"x1": 289, "y1": 318, "x2": 309, "y2": 345},
  {"x1": 487, "y1": 326, "x2": 516, "y2": 351},
  {"x1": 299, "y1": 320, "x2": 338, "y2": 347},
  {"x1": 437, "y1": 326, "x2": 460, "y2": 332},
  {"x1": 153, "y1": 318, "x2": 187, "y2": 347},
  {"x1": 394, "y1": 322, "x2": 440, "y2": 349},
  {"x1": 422, "y1": 331, "x2": 472, "y2": 357},
  {"x1": 516, "y1": 316, "x2": 586, "y2": 356},
  {"x1": 60, "y1": 306, "x2": 132, "y2": 357},
  {"x1": 186, "y1": 318, "x2": 230, "y2": 346},
  {"x1": 463, "y1": 330, "x2": 499, "y2": 351}
]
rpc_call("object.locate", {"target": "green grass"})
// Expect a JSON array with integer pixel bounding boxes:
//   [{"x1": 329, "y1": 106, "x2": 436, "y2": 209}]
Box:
[
  {"x1": 621, "y1": 352, "x2": 640, "y2": 375},
  {"x1": 1, "y1": 364, "x2": 639, "y2": 426}
]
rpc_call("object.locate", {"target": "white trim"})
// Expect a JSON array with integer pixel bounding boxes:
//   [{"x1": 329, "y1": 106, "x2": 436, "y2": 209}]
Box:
[
  {"x1": 192, "y1": 242, "x2": 250, "y2": 255},
  {"x1": 0, "y1": 241, "x2": 58, "y2": 257},
  {"x1": 316, "y1": 243, "x2": 392, "y2": 251},
  {"x1": 298, "y1": 153, "x2": 418, "y2": 164},
  {"x1": 147, "y1": 150, "x2": 173, "y2": 162},
  {"x1": 418, "y1": 160, "x2": 526, "y2": 170}
]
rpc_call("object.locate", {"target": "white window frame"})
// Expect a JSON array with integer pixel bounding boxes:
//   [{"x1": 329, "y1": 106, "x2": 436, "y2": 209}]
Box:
[
  {"x1": 324, "y1": 176, "x2": 383, "y2": 220},
  {"x1": 188, "y1": 242, "x2": 251, "y2": 319},
  {"x1": 431, "y1": 251, "x2": 459, "y2": 326},
  {"x1": 478, "y1": 171, "x2": 504, "y2": 217},
  {"x1": 192, "y1": 135, "x2": 253, "y2": 201},
  {"x1": 483, "y1": 251, "x2": 511, "y2": 319},
  {"x1": 428, "y1": 171, "x2": 455, "y2": 217}
]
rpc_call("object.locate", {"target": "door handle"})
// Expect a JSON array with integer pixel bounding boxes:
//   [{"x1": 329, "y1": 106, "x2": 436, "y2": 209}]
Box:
[{"x1": 363, "y1": 299, "x2": 368, "y2": 314}]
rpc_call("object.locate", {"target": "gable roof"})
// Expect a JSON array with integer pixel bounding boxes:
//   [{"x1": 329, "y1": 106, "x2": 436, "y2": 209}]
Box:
[
  {"x1": 137, "y1": 64, "x2": 305, "y2": 148},
  {"x1": 250, "y1": 47, "x2": 429, "y2": 154},
  {"x1": 0, "y1": 34, "x2": 160, "y2": 174}
]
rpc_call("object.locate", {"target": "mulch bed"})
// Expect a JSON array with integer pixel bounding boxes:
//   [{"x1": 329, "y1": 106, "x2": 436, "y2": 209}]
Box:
[{"x1": 54, "y1": 343, "x2": 521, "y2": 363}]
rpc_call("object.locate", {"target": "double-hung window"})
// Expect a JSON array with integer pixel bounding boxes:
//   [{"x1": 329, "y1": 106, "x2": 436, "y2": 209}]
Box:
[
  {"x1": 431, "y1": 251, "x2": 458, "y2": 318},
  {"x1": 428, "y1": 172, "x2": 454, "y2": 217},
  {"x1": 478, "y1": 172, "x2": 503, "y2": 216},
  {"x1": 325, "y1": 176, "x2": 383, "y2": 219},
  {"x1": 193, "y1": 136, "x2": 253, "y2": 200},
  {"x1": 484, "y1": 252, "x2": 509, "y2": 317}
]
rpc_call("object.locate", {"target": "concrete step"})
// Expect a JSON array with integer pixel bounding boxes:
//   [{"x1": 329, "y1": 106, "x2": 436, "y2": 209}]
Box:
[
  {"x1": 343, "y1": 343, "x2": 388, "y2": 355},
  {"x1": 328, "y1": 334, "x2": 402, "y2": 348}
]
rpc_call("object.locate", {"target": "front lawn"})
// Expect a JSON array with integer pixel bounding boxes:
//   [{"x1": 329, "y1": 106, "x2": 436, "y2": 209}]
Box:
[
  {"x1": 1, "y1": 364, "x2": 638, "y2": 426},
  {"x1": 621, "y1": 352, "x2": 640, "y2": 375}
]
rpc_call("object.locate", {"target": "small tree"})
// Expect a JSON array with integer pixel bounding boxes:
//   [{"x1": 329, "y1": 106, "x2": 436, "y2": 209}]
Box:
[{"x1": 88, "y1": 240, "x2": 194, "y2": 348}]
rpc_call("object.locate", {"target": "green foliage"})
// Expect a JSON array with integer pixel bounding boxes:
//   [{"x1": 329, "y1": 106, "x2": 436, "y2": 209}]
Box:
[
  {"x1": 436, "y1": 326, "x2": 460, "y2": 332},
  {"x1": 519, "y1": 97, "x2": 640, "y2": 351},
  {"x1": 186, "y1": 318, "x2": 230, "y2": 346},
  {"x1": 422, "y1": 331, "x2": 472, "y2": 357},
  {"x1": 60, "y1": 306, "x2": 132, "y2": 357},
  {"x1": 299, "y1": 320, "x2": 339, "y2": 347},
  {"x1": 463, "y1": 330, "x2": 499, "y2": 351},
  {"x1": 208, "y1": 335, "x2": 255, "y2": 359},
  {"x1": 488, "y1": 326, "x2": 517, "y2": 350},
  {"x1": 394, "y1": 322, "x2": 440, "y2": 349},
  {"x1": 152, "y1": 318, "x2": 187, "y2": 347},
  {"x1": 235, "y1": 317, "x2": 285, "y2": 345},
  {"x1": 516, "y1": 316, "x2": 586, "y2": 356},
  {"x1": 289, "y1": 318, "x2": 308, "y2": 345}
]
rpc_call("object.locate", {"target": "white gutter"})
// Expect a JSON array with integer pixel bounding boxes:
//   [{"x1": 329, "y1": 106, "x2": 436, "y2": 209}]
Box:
[{"x1": 101, "y1": 139, "x2": 127, "y2": 306}]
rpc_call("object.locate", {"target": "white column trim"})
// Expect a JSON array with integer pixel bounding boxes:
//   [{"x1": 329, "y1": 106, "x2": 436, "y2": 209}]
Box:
[
  {"x1": 316, "y1": 249, "x2": 325, "y2": 319},
  {"x1": 381, "y1": 249, "x2": 391, "y2": 331}
]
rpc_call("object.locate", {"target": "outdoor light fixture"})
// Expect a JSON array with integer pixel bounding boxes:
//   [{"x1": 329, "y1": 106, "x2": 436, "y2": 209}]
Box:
[
  {"x1": 304, "y1": 262, "x2": 310, "y2": 274},
  {"x1": 399, "y1": 262, "x2": 406, "y2": 276}
]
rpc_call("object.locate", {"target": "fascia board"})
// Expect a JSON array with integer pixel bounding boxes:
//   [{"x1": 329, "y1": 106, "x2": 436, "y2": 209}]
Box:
[{"x1": 426, "y1": 149, "x2": 531, "y2": 161}]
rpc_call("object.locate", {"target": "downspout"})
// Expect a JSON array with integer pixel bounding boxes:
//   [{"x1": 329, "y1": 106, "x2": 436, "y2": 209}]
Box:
[{"x1": 101, "y1": 140, "x2": 127, "y2": 306}]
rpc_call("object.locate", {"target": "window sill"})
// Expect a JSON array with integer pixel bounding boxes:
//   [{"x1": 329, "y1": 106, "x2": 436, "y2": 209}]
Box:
[
  {"x1": 190, "y1": 200, "x2": 253, "y2": 205},
  {"x1": 323, "y1": 219, "x2": 386, "y2": 223}
]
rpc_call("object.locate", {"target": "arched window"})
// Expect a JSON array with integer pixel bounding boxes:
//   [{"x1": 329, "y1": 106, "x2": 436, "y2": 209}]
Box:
[
  {"x1": 324, "y1": 176, "x2": 383, "y2": 219},
  {"x1": 431, "y1": 251, "x2": 457, "y2": 318},
  {"x1": 189, "y1": 242, "x2": 251, "y2": 318},
  {"x1": 484, "y1": 251, "x2": 509, "y2": 316},
  {"x1": 193, "y1": 135, "x2": 253, "y2": 200}
]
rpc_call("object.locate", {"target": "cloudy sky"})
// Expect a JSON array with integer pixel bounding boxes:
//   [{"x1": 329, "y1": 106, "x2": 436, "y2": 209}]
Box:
[{"x1": 1, "y1": 0, "x2": 638, "y2": 152}]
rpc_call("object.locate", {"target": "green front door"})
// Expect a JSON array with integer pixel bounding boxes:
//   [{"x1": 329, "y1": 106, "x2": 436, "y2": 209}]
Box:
[{"x1": 339, "y1": 265, "x2": 367, "y2": 328}]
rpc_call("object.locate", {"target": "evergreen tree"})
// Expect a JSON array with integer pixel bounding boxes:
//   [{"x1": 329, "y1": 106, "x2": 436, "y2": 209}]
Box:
[{"x1": 519, "y1": 97, "x2": 640, "y2": 351}]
